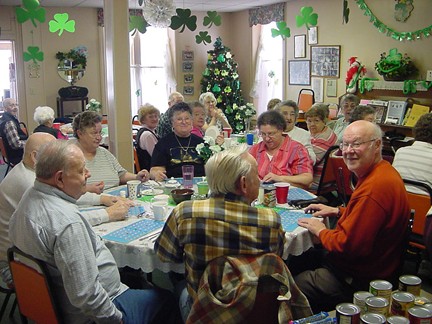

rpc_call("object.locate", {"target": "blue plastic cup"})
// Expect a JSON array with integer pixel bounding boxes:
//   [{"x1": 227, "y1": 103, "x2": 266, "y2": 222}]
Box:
[{"x1": 246, "y1": 133, "x2": 254, "y2": 145}]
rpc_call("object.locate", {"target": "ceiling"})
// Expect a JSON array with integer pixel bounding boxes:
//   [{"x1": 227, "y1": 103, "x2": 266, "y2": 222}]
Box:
[{"x1": 0, "y1": 0, "x2": 287, "y2": 13}]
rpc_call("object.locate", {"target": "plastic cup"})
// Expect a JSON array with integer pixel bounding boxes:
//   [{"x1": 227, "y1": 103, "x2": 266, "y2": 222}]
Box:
[
  {"x1": 246, "y1": 133, "x2": 254, "y2": 145},
  {"x1": 152, "y1": 201, "x2": 168, "y2": 221},
  {"x1": 126, "y1": 180, "x2": 141, "y2": 199},
  {"x1": 223, "y1": 128, "x2": 232, "y2": 138},
  {"x1": 53, "y1": 123, "x2": 61, "y2": 130},
  {"x1": 274, "y1": 182, "x2": 290, "y2": 204},
  {"x1": 182, "y1": 165, "x2": 194, "y2": 189},
  {"x1": 197, "y1": 181, "x2": 209, "y2": 196}
]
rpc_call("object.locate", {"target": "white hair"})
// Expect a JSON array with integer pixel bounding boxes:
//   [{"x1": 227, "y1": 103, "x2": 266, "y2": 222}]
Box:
[
  {"x1": 205, "y1": 144, "x2": 252, "y2": 195},
  {"x1": 199, "y1": 92, "x2": 216, "y2": 104},
  {"x1": 34, "y1": 106, "x2": 55, "y2": 125}
]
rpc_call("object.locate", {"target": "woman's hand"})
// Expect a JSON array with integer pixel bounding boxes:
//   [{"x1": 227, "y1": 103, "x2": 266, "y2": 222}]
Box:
[
  {"x1": 215, "y1": 134, "x2": 225, "y2": 146},
  {"x1": 150, "y1": 167, "x2": 167, "y2": 182},
  {"x1": 86, "y1": 181, "x2": 104, "y2": 194},
  {"x1": 262, "y1": 173, "x2": 280, "y2": 183}
]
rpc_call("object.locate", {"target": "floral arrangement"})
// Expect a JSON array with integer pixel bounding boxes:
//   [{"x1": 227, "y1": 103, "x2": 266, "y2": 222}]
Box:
[
  {"x1": 56, "y1": 46, "x2": 88, "y2": 69},
  {"x1": 196, "y1": 136, "x2": 223, "y2": 163},
  {"x1": 375, "y1": 48, "x2": 418, "y2": 81},
  {"x1": 86, "y1": 98, "x2": 102, "y2": 113},
  {"x1": 231, "y1": 102, "x2": 256, "y2": 132},
  {"x1": 346, "y1": 56, "x2": 366, "y2": 93}
]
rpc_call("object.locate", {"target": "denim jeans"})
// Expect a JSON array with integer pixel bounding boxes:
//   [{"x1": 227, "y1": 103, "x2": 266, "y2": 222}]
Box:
[{"x1": 113, "y1": 288, "x2": 179, "y2": 324}]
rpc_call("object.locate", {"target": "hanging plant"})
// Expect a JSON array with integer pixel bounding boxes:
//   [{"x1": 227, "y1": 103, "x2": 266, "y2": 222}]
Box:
[
  {"x1": 375, "y1": 48, "x2": 418, "y2": 81},
  {"x1": 55, "y1": 46, "x2": 87, "y2": 69}
]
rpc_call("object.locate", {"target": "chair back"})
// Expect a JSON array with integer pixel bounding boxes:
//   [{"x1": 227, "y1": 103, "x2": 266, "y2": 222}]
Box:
[
  {"x1": 19, "y1": 122, "x2": 28, "y2": 136},
  {"x1": 8, "y1": 247, "x2": 62, "y2": 324},
  {"x1": 0, "y1": 137, "x2": 14, "y2": 175},
  {"x1": 132, "y1": 115, "x2": 140, "y2": 125},
  {"x1": 297, "y1": 89, "x2": 315, "y2": 112},
  {"x1": 402, "y1": 179, "x2": 432, "y2": 249},
  {"x1": 133, "y1": 147, "x2": 141, "y2": 173},
  {"x1": 330, "y1": 155, "x2": 356, "y2": 205},
  {"x1": 315, "y1": 145, "x2": 340, "y2": 197}
]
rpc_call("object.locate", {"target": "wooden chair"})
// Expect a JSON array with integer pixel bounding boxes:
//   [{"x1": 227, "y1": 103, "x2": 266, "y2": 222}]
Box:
[
  {"x1": 297, "y1": 89, "x2": 315, "y2": 113},
  {"x1": 133, "y1": 147, "x2": 141, "y2": 173},
  {"x1": 0, "y1": 137, "x2": 15, "y2": 176},
  {"x1": 314, "y1": 145, "x2": 340, "y2": 197},
  {"x1": 8, "y1": 247, "x2": 63, "y2": 324},
  {"x1": 132, "y1": 114, "x2": 140, "y2": 125}
]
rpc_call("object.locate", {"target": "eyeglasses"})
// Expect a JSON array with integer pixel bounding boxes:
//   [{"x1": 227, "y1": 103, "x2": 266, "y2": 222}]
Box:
[
  {"x1": 174, "y1": 117, "x2": 191, "y2": 123},
  {"x1": 87, "y1": 131, "x2": 103, "y2": 138},
  {"x1": 260, "y1": 131, "x2": 280, "y2": 139},
  {"x1": 339, "y1": 138, "x2": 377, "y2": 151},
  {"x1": 343, "y1": 103, "x2": 356, "y2": 109}
]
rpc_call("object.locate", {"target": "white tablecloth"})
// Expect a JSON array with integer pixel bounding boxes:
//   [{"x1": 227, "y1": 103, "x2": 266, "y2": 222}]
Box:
[{"x1": 92, "y1": 185, "x2": 319, "y2": 273}]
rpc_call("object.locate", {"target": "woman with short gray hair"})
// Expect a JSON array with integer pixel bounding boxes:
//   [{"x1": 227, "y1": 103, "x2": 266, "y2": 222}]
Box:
[{"x1": 33, "y1": 106, "x2": 67, "y2": 139}]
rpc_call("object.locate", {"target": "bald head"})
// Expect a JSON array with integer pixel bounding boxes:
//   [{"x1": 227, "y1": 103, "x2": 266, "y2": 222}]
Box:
[
  {"x1": 23, "y1": 133, "x2": 56, "y2": 169},
  {"x1": 344, "y1": 120, "x2": 382, "y2": 145}
]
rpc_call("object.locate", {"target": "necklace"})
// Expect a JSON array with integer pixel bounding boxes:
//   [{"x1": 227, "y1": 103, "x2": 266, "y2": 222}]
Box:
[{"x1": 175, "y1": 134, "x2": 192, "y2": 153}]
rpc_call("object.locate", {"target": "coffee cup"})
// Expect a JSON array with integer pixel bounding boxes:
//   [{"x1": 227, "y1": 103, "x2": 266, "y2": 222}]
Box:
[
  {"x1": 152, "y1": 201, "x2": 168, "y2": 221},
  {"x1": 274, "y1": 182, "x2": 290, "y2": 204},
  {"x1": 127, "y1": 180, "x2": 142, "y2": 199},
  {"x1": 151, "y1": 194, "x2": 170, "y2": 203}
]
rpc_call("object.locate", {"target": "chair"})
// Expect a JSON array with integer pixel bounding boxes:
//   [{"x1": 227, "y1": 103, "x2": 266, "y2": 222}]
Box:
[
  {"x1": 132, "y1": 114, "x2": 140, "y2": 125},
  {"x1": 19, "y1": 122, "x2": 28, "y2": 136},
  {"x1": 330, "y1": 156, "x2": 357, "y2": 206},
  {"x1": 0, "y1": 137, "x2": 15, "y2": 176},
  {"x1": 8, "y1": 246, "x2": 62, "y2": 324},
  {"x1": 133, "y1": 147, "x2": 141, "y2": 173},
  {"x1": 314, "y1": 145, "x2": 340, "y2": 198},
  {"x1": 0, "y1": 283, "x2": 17, "y2": 322},
  {"x1": 297, "y1": 89, "x2": 315, "y2": 112}
]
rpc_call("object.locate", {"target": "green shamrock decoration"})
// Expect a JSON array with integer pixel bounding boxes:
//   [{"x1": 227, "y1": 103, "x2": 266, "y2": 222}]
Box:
[
  {"x1": 203, "y1": 68, "x2": 210, "y2": 76},
  {"x1": 217, "y1": 96, "x2": 223, "y2": 103},
  {"x1": 138, "y1": 0, "x2": 144, "y2": 5},
  {"x1": 385, "y1": 48, "x2": 403, "y2": 64},
  {"x1": 271, "y1": 21, "x2": 291, "y2": 39},
  {"x1": 212, "y1": 84, "x2": 221, "y2": 93},
  {"x1": 129, "y1": 15, "x2": 148, "y2": 35},
  {"x1": 203, "y1": 11, "x2": 221, "y2": 28},
  {"x1": 170, "y1": 9, "x2": 197, "y2": 32},
  {"x1": 214, "y1": 69, "x2": 220, "y2": 75},
  {"x1": 135, "y1": 89, "x2": 142, "y2": 97},
  {"x1": 15, "y1": 0, "x2": 46, "y2": 28},
  {"x1": 49, "y1": 13, "x2": 75, "y2": 36},
  {"x1": 217, "y1": 54, "x2": 225, "y2": 62},
  {"x1": 343, "y1": 0, "x2": 350, "y2": 24},
  {"x1": 221, "y1": 70, "x2": 228, "y2": 77},
  {"x1": 23, "y1": 46, "x2": 44, "y2": 63},
  {"x1": 195, "y1": 31, "x2": 212, "y2": 45},
  {"x1": 224, "y1": 86, "x2": 232, "y2": 93},
  {"x1": 296, "y1": 6, "x2": 318, "y2": 30}
]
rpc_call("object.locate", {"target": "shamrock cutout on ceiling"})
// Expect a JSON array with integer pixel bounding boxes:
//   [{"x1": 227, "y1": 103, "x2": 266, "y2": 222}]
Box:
[
  {"x1": 49, "y1": 13, "x2": 75, "y2": 36},
  {"x1": 203, "y1": 11, "x2": 221, "y2": 28},
  {"x1": 196, "y1": 31, "x2": 212, "y2": 45},
  {"x1": 271, "y1": 21, "x2": 291, "y2": 39},
  {"x1": 129, "y1": 15, "x2": 148, "y2": 35},
  {"x1": 343, "y1": 0, "x2": 350, "y2": 24},
  {"x1": 296, "y1": 6, "x2": 318, "y2": 30},
  {"x1": 212, "y1": 84, "x2": 221, "y2": 93},
  {"x1": 217, "y1": 54, "x2": 225, "y2": 63},
  {"x1": 170, "y1": 9, "x2": 197, "y2": 32},
  {"x1": 16, "y1": 0, "x2": 46, "y2": 28},
  {"x1": 23, "y1": 46, "x2": 44, "y2": 63}
]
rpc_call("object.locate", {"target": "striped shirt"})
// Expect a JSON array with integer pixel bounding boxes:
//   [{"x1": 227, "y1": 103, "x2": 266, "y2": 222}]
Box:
[
  {"x1": 393, "y1": 141, "x2": 432, "y2": 195},
  {"x1": 249, "y1": 136, "x2": 313, "y2": 180},
  {"x1": 154, "y1": 194, "x2": 286, "y2": 299}
]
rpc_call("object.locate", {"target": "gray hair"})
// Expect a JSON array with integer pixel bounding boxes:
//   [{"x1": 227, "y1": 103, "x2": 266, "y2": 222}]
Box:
[
  {"x1": 199, "y1": 92, "x2": 216, "y2": 104},
  {"x1": 35, "y1": 140, "x2": 77, "y2": 179},
  {"x1": 349, "y1": 105, "x2": 376, "y2": 123},
  {"x1": 34, "y1": 106, "x2": 55, "y2": 125},
  {"x1": 205, "y1": 144, "x2": 252, "y2": 195},
  {"x1": 72, "y1": 111, "x2": 102, "y2": 138},
  {"x1": 275, "y1": 100, "x2": 299, "y2": 117},
  {"x1": 341, "y1": 94, "x2": 360, "y2": 106}
]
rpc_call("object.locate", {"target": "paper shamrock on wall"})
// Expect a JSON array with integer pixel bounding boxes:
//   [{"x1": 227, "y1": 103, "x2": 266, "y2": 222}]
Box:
[
  {"x1": 271, "y1": 21, "x2": 291, "y2": 39},
  {"x1": 296, "y1": 6, "x2": 318, "y2": 30},
  {"x1": 23, "y1": 46, "x2": 44, "y2": 63},
  {"x1": 170, "y1": 9, "x2": 197, "y2": 32},
  {"x1": 16, "y1": 0, "x2": 46, "y2": 28},
  {"x1": 343, "y1": 0, "x2": 350, "y2": 24},
  {"x1": 49, "y1": 13, "x2": 75, "y2": 36},
  {"x1": 196, "y1": 31, "x2": 212, "y2": 45},
  {"x1": 130, "y1": 15, "x2": 148, "y2": 35},
  {"x1": 203, "y1": 11, "x2": 221, "y2": 28}
]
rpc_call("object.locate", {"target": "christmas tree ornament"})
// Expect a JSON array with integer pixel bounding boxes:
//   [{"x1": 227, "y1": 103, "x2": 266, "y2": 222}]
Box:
[
  {"x1": 212, "y1": 84, "x2": 221, "y2": 93},
  {"x1": 224, "y1": 86, "x2": 232, "y2": 93},
  {"x1": 214, "y1": 69, "x2": 220, "y2": 75},
  {"x1": 226, "y1": 52, "x2": 232, "y2": 59},
  {"x1": 221, "y1": 70, "x2": 228, "y2": 76},
  {"x1": 217, "y1": 54, "x2": 225, "y2": 62}
]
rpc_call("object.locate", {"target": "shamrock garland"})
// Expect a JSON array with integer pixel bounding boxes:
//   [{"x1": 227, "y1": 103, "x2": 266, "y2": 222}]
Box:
[{"x1": 355, "y1": 0, "x2": 432, "y2": 41}]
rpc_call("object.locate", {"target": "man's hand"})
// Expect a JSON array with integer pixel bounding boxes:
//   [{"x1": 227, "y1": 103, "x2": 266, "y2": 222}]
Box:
[
  {"x1": 304, "y1": 204, "x2": 339, "y2": 218},
  {"x1": 136, "y1": 169, "x2": 150, "y2": 182},
  {"x1": 106, "y1": 201, "x2": 134, "y2": 222},
  {"x1": 86, "y1": 181, "x2": 104, "y2": 194},
  {"x1": 100, "y1": 195, "x2": 129, "y2": 207},
  {"x1": 298, "y1": 217, "x2": 326, "y2": 237}
]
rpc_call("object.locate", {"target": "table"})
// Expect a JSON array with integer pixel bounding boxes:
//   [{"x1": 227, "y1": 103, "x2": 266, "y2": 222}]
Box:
[{"x1": 91, "y1": 182, "x2": 320, "y2": 273}]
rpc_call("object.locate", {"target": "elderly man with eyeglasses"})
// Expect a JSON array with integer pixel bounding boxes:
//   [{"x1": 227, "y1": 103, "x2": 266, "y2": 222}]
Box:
[
  {"x1": 330, "y1": 94, "x2": 360, "y2": 144},
  {"x1": 0, "y1": 98, "x2": 28, "y2": 164},
  {"x1": 290, "y1": 120, "x2": 410, "y2": 313}
]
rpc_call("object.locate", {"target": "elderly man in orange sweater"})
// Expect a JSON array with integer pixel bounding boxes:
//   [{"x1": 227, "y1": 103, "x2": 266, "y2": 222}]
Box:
[{"x1": 291, "y1": 120, "x2": 410, "y2": 312}]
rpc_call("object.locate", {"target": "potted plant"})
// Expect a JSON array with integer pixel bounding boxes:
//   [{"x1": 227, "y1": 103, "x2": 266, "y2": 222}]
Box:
[{"x1": 375, "y1": 48, "x2": 418, "y2": 81}]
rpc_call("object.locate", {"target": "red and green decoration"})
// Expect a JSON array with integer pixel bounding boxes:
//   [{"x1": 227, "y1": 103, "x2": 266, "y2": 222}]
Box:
[{"x1": 200, "y1": 37, "x2": 247, "y2": 132}]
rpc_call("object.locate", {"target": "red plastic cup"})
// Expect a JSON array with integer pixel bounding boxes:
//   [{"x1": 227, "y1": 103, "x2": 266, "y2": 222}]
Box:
[
  {"x1": 274, "y1": 182, "x2": 290, "y2": 204},
  {"x1": 53, "y1": 123, "x2": 61, "y2": 130},
  {"x1": 223, "y1": 128, "x2": 232, "y2": 138}
]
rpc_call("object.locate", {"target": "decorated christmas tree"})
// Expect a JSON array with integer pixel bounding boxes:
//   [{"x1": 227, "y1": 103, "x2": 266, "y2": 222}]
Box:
[{"x1": 201, "y1": 37, "x2": 254, "y2": 133}]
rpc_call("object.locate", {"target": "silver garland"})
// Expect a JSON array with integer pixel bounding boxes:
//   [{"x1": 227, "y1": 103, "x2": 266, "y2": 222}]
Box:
[{"x1": 142, "y1": 0, "x2": 176, "y2": 28}]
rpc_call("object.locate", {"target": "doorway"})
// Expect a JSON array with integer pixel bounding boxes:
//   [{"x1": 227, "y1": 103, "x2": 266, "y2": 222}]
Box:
[{"x1": 0, "y1": 40, "x2": 17, "y2": 108}]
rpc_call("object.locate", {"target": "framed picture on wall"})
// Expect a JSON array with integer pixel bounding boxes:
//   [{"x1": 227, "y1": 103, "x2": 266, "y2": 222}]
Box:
[
  {"x1": 288, "y1": 60, "x2": 311, "y2": 85},
  {"x1": 308, "y1": 26, "x2": 318, "y2": 45},
  {"x1": 311, "y1": 77, "x2": 324, "y2": 102},
  {"x1": 294, "y1": 35, "x2": 306, "y2": 58},
  {"x1": 182, "y1": 62, "x2": 194, "y2": 72},
  {"x1": 183, "y1": 86, "x2": 194, "y2": 96},
  {"x1": 184, "y1": 74, "x2": 194, "y2": 83},
  {"x1": 182, "y1": 50, "x2": 194, "y2": 61},
  {"x1": 310, "y1": 45, "x2": 340, "y2": 78},
  {"x1": 326, "y1": 79, "x2": 337, "y2": 97}
]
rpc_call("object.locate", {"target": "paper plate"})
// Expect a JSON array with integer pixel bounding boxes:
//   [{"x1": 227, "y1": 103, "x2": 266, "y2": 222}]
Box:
[
  {"x1": 205, "y1": 126, "x2": 220, "y2": 140},
  {"x1": 141, "y1": 189, "x2": 163, "y2": 196}
]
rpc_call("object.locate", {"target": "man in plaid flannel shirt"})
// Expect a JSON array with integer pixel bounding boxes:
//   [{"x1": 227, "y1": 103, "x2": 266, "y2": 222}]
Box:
[
  {"x1": 156, "y1": 91, "x2": 184, "y2": 138},
  {"x1": 155, "y1": 144, "x2": 287, "y2": 321}
]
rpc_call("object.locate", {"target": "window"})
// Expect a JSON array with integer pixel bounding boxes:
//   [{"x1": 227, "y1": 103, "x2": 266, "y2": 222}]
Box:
[
  {"x1": 0, "y1": 40, "x2": 17, "y2": 104},
  {"x1": 129, "y1": 27, "x2": 175, "y2": 116},
  {"x1": 250, "y1": 22, "x2": 284, "y2": 115}
]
